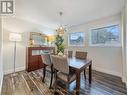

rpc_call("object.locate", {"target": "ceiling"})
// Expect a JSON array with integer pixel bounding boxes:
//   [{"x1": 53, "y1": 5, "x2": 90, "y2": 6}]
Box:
[
  {"x1": 15, "y1": 0, "x2": 124, "y2": 28},
  {"x1": 14, "y1": 0, "x2": 124, "y2": 29}
]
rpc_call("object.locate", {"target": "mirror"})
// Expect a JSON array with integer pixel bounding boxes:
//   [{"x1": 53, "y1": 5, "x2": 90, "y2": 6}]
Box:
[{"x1": 28, "y1": 32, "x2": 48, "y2": 47}]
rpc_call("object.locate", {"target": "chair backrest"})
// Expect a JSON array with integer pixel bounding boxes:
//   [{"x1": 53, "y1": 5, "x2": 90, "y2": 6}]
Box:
[
  {"x1": 51, "y1": 55, "x2": 69, "y2": 74},
  {"x1": 75, "y1": 51, "x2": 87, "y2": 59},
  {"x1": 68, "y1": 51, "x2": 73, "y2": 57},
  {"x1": 41, "y1": 54, "x2": 52, "y2": 65}
]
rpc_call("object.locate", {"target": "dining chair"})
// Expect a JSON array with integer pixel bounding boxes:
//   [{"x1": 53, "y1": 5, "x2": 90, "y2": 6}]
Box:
[
  {"x1": 51, "y1": 55, "x2": 76, "y2": 94},
  {"x1": 75, "y1": 51, "x2": 87, "y2": 59},
  {"x1": 41, "y1": 54, "x2": 54, "y2": 89},
  {"x1": 75, "y1": 51, "x2": 87, "y2": 80},
  {"x1": 68, "y1": 51, "x2": 73, "y2": 57}
]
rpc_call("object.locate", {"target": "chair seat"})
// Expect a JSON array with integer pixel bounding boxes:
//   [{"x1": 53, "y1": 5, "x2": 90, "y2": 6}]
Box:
[{"x1": 57, "y1": 71, "x2": 76, "y2": 83}]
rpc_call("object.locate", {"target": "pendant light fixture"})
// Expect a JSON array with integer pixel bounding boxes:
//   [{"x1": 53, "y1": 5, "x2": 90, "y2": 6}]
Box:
[{"x1": 56, "y1": 11, "x2": 66, "y2": 36}]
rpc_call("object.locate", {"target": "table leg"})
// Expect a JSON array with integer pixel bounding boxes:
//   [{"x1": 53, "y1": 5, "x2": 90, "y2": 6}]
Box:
[
  {"x1": 49, "y1": 65, "x2": 53, "y2": 89},
  {"x1": 89, "y1": 63, "x2": 92, "y2": 84},
  {"x1": 76, "y1": 69, "x2": 80, "y2": 94},
  {"x1": 84, "y1": 69, "x2": 86, "y2": 80}
]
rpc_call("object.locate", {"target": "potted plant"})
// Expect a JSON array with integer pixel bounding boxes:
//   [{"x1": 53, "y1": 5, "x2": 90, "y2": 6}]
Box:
[{"x1": 55, "y1": 35, "x2": 64, "y2": 54}]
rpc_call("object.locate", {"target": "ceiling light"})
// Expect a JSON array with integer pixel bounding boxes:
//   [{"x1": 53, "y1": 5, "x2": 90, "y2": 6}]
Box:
[{"x1": 56, "y1": 11, "x2": 66, "y2": 36}]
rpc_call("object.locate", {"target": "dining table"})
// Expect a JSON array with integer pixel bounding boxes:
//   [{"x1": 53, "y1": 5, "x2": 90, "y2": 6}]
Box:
[
  {"x1": 42, "y1": 55, "x2": 92, "y2": 94},
  {"x1": 68, "y1": 57, "x2": 92, "y2": 94}
]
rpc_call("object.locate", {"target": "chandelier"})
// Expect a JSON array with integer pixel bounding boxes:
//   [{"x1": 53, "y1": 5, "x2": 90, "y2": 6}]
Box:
[{"x1": 56, "y1": 12, "x2": 66, "y2": 36}]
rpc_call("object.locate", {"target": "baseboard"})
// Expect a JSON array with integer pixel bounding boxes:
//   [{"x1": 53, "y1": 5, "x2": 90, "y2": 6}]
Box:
[
  {"x1": 93, "y1": 65, "x2": 127, "y2": 87},
  {"x1": 122, "y1": 76, "x2": 126, "y2": 83},
  {"x1": 121, "y1": 76, "x2": 127, "y2": 87},
  {"x1": 126, "y1": 82, "x2": 127, "y2": 88},
  {"x1": 4, "y1": 66, "x2": 25, "y2": 75},
  {"x1": 0, "y1": 72, "x2": 3, "y2": 95},
  {"x1": 93, "y1": 65, "x2": 122, "y2": 78}
]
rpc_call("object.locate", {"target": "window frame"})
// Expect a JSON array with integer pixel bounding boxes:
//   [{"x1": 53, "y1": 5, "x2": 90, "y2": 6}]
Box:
[
  {"x1": 68, "y1": 32, "x2": 85, "y2": 47},
  {"x1": 89, "y1": 24, "x2": 121, "y2": 47}
]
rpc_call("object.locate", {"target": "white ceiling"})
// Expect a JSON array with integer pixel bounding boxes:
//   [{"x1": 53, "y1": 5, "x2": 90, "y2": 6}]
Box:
[
  {"x1": 2, "y1": 0, "x2": 125, "y2": 35},
  {"x1": 14, "y1": 0, "x2": 124, "y2": 29}
]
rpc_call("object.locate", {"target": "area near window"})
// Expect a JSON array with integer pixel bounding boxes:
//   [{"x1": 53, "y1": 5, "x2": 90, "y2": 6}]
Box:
[
  {"x1": 68, "y1": 32, "x2": 84, "y2": 46},
  {"x1": 90, "y1": 25, "x2": 120, "y2": 46}
]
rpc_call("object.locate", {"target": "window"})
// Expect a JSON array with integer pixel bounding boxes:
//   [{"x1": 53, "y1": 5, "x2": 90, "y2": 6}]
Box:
[
  {"x1": 90, "y1": 25, "x2": 120, "y2": 46},
  {"x1": 68, "y1": 32, "x2": 84, "y2": 46}
]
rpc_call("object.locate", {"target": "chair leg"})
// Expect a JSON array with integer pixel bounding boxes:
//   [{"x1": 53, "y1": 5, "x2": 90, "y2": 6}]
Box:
[
  {"x1": 54, "y1": 70, "x2": 57, "y2": 94},
  {"x1": 66, "y1": 83, "x2": 69, "y2": 95},
  {"x1": 42, "y1": 65, "x2": 46, "y2": 82},
  {"x1": 84, "y1": 69, "x2": 86, "y2": 80},
  {"x1": 54, "y1": 80, "x2": 57, "y2": 93},
  {"x1": 49, "y1": 65, "x2": 53, "y2": 89}
]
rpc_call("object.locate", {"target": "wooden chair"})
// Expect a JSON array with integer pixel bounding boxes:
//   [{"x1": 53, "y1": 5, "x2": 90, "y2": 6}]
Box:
[
  {"x1": 51, "y1": 55, "x2": 76, "y2": 94},
  {"x1": 75, "y1": 51, "x2": 87, "y2": 59},
  {"x1": 41, "y1": 54, "x2": 54, "y2": 89},
  {"x1": 68, "y1": 51, "x2": 73, "y2": 58},
  {"x1": 75, "y1": 51, "x2": 87, "y2": 80}
]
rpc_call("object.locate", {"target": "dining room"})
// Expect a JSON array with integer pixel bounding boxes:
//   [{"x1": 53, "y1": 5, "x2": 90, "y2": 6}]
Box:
[{"x1": 0, "y1": 0, "x2": 127, "y2": 95}]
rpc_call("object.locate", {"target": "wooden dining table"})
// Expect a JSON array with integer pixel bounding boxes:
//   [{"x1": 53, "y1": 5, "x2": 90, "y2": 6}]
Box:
[
  {"x1": 68, "y1": 57, "x2": 92, "y2": 94},
  {"x1": 42, "y1": 56, "x2": 92, "y2": 94}
]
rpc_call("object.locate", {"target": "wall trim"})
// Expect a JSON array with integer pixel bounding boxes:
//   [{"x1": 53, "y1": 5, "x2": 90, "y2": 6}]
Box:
[
  {"x1": 0, "y1": 72, "x2": 3, "y2": 95},
  {"x1": 93, "y1": 65, "x2": 122, "y2": 78},
  {"x1": 126, "y1": 82, "x2": 127, "y2": 88},
  {"x1": 4, "y1": 66, "x2": 25, "y2": 75},
  {"x1": 122, "y1": 76, "x2": 126, "y2": 83},
  {"x1": 93, "y1": 65, "x2": 127, "y2": 87},
  {"x1": 121, "y1": 76, "x2": 127, "y2": 87}
]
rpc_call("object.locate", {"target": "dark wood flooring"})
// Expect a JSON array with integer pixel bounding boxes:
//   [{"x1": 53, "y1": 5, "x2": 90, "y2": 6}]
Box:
[{"x1": 1, "y1": 69, "x2": 127, "y2": 95}]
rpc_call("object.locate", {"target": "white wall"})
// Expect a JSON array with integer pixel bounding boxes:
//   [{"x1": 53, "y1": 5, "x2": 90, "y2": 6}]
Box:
[
  {"x1": 3, "y1": 31, "x2": 29, "y2": 74},
  {"x1": 2, "y1": 17, "x2": 55, "y2": 74},
  {"x1": 121, "y1": 4, "x2": 127, "y2": 85},
  {"x1": 125, "y1": 1, "x2": 127, "y2": 86},
  {"x1": 0, "y1": 17, "x2": 3, "y2": 94},
  {"x1": 65, "y1": 14, "x2": 123, "y2": 77}
]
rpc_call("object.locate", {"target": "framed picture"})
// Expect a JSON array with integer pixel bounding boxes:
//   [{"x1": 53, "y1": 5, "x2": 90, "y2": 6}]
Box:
[
  {"x1": 68, "y1": 32, "x2": 84, "y2": 46},
  {"x1": 29, "y1": 32, "x2": 47, "y2": 47}
]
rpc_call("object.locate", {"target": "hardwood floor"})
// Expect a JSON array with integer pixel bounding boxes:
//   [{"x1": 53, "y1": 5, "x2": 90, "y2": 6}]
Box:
[{"x1": 1, "y1": 69, "x2": 127, "y2": 95}]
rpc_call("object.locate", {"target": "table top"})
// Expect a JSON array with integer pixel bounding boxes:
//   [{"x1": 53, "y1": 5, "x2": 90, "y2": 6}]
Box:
[
  {"x1": 68, "y1": 57, "x2": 92, "y2": 70},
  {"x1": 50, "y1": 55, "x2": 92, "y2": 70}
]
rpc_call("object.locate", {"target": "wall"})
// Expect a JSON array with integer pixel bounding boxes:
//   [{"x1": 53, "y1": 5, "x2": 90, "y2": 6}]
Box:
[
  {"x1": 65, "y1": 14, "x2": 123, "y2": 77},
  {"x1": 121, "y1": 3, "x2": 127, "y2": 85},
  {"x1": 3, "y1": 31, "x2": 29, "y2": 74},
  {"x1": 0, "y1": 17, "x2": 3, "y2": 94},
  {"x1": 2, "y1": 17, "x2": 55, "y2": 74},
  {"x1": 125, "y1": 1, "x2": 127, "y2": 86}
]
